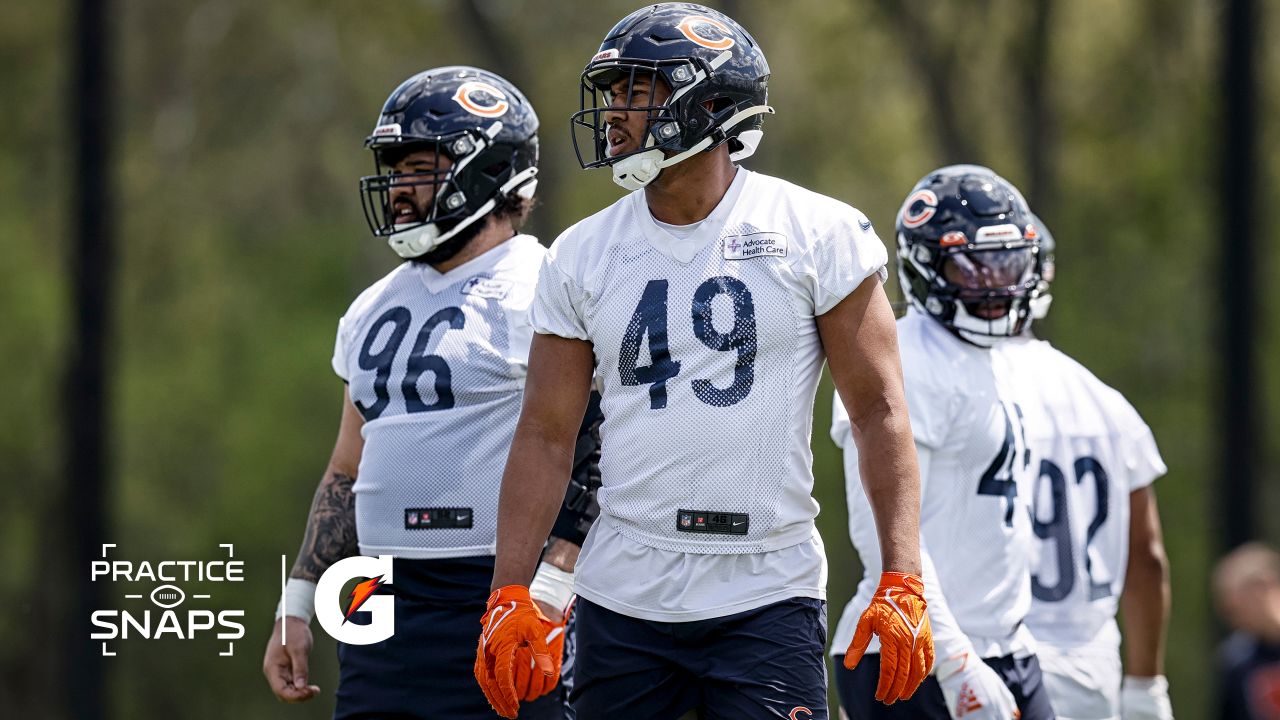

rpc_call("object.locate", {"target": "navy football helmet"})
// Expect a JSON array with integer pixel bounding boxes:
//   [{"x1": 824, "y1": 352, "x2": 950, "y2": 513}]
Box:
[
  {"x1": 570, "y1": 3, "x2": 772, "y2": 190},
  {"x1": 896, "y1": 165, "x2": 1044, "y2": 346},
  {"x1": 359, "y1": 66, "x2": 539, "y2": 259}
]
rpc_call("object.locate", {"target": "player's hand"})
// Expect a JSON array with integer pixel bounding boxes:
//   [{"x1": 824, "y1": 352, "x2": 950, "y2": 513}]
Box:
[
  {"x1": 263, "y1": 616, "x2": 321, "y2": 703},
  {"x1": 844, "y1": 572, "x2": 934, "y2": 704},
  {"x1": 512, "y1": 603, "x2": 569, "y2": 701},
  {"x1": 1121, "y1": 675, "x2": 1173, "y2": 720},
  {"x1": 475, "y1": 585, "x2": 558, "y2": 718},
  {"x1": 936, "y1": 651, "x2": 1020, "y2": 719}
]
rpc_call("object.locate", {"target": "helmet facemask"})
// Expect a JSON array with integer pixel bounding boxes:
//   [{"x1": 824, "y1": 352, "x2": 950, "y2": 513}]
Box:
[
  {"x1": 359, "y1": 126, "x2": 537, "y2": 259},
  {"x1": 570, "y1": 52, "x2": 771, "y2": 191},
  {"x1": 899, "y1": 229, "x2": 1041, "y2": 347}
]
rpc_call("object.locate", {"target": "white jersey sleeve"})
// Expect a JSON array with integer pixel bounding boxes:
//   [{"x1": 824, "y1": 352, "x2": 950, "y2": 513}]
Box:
[
  {"x1": 790, "y1": 206, "x2": 888, "y2": 315},
  {"x1": 529, "y1": 235, "x2": 591, "y2": 341},
  {"x1": 999, "y1": 336, "x2": 1167, "y2": 649},
  {"x1": 331, "y1": 235, "x2": 546, "y2": 559}
]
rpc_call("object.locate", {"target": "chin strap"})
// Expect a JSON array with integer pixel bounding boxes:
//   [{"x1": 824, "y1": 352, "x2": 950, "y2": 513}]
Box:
[
  {"x1": 611, "y1": 104, "x2": 775, "y2": 191},
  {"x1": 388, "y1": 165, "x2": 538, "y2": 259}
]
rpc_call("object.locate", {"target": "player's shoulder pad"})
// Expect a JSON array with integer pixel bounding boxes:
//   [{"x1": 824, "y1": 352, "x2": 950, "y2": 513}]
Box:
[
  {"x1": 740, "y1": 171, "x2": 876, "y2": 251},
  {"x1": 543, "y1": 195, "x2": 634, "y2": 282},
  {"x1": 339, "y1": 262, "x2": 413, "y2": 326},
  {"x1": 488, "y1": 233, "x2": 547, "y2": 283},
  {"x1": 896, "y1": 312, "x2": 974, "y2": 393},
  {"x1": 1036, "y1": 340, "x2": 1153, "y2": 437}
]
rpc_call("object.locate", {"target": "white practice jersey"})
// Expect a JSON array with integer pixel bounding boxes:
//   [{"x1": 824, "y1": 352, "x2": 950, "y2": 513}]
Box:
[
  {"x1": 997, "y1": 335, "x2": 1166, "y2": 649},
  {"x1": 832, "y1": 311, "x2": 1037, "y2": 659},
  {"x1": 531, "y1": 168, "x2": 887, "y2": 620},
  {"x1": 332, "y1": 235, "x2": 544, "y2": 559}
]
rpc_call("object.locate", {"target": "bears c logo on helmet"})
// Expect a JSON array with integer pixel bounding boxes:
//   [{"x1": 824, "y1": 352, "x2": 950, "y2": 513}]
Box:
[
  {"x1": 676, "y1": 15, "x2": 736, "y2": 50},
  {"x1": 900, "y1": 189, "x2": 939, "y2": 229},
  {"x1": 452, "y1": 81, "x2": 510, "y2": 118}
]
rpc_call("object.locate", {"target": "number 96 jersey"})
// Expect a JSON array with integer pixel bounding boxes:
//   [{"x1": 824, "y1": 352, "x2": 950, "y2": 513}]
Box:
[
  {"x1": 332, "y1": 235, "x2": 546, "y2": 559},
  {"x1": 530, "y1": 170, "x2": 887, "y2": 554}
]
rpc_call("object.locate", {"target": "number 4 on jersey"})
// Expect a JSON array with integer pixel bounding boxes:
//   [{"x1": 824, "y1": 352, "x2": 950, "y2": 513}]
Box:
[
  {"x1": 619, "y1": 277, "x2": 758, "y2": 410},
  {"x1": 977, "y1": 403, "x2": 1029, "y2": 527}
]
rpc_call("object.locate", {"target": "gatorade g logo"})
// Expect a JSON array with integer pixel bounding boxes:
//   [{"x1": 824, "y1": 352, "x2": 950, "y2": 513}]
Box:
[{"x1": 315, "y1": 555, "x2": 394, "y2": 645}]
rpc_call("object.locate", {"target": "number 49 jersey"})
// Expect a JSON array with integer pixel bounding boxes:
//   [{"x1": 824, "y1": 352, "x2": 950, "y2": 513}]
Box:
[
  {"x1": 996, "y1": 335, "x2": 1166, "y2": 647},
  {"x1": 332, "y1": 235, "x2": 545, "y2": 559},
  {"x1": 531, "y1": 169, "x2": 887, "y2": 555}
]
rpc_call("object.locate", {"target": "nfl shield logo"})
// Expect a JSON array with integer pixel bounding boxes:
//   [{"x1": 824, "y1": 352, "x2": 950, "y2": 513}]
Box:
[
  {"x1": 407, "y1": 512, "x2": 418, "y2": 525},
  {"x1": 680, "y1": 513, "x2": 692, "y2": 528}
]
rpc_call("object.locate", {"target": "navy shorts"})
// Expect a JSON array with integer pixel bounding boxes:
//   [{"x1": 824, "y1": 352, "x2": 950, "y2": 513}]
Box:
[
  {"x1": 571, "y1": 596, "x2": 828, "y2": 720},
  {"x1": 335, "y1": 556, "x2": 565, "y2": 720},
  {"x1": 834, "y1": 652, "x2": 1056, "y2": 720}
]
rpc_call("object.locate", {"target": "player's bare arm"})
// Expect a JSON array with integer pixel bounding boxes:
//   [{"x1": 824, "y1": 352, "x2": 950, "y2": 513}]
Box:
[
  {"x1": 1121, "y1": 485, "x2": 1171, "y2": 677},
  {"x1": 491, "y1": 333, "x2": 595, "y2": 590},
  {"x1": 818, "y1": 274, "x2": 921, "y2": 576},
  {"x1": 262, "y1": 389, "x2": 364, "y2": 703}
]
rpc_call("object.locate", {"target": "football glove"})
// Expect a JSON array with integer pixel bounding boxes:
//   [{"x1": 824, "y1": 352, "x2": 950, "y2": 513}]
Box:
[
  {"x1": 475, "y1": 585, "x2": 558, "y2": 718},
  {"x1": 1121, "y1": 675, "x2": 1173, "y2": 720},
  {"x1": 936, "y1": 651, "x2": 1020, "y2": 719},
  {"x1": 511, "y1": 603, "x2": 569, "y2": 702},
  {"x1": 844, "y1": 572, "x2": 935, "y2": 704}
]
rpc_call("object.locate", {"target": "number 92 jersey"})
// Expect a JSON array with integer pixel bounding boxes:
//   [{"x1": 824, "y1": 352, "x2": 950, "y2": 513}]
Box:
[
  {"x1": 332, "y1": 235, "x2": 546, "y2": 559},
  {"x1": 530, "y1": 169, "x2": 887, "y2": 554},
  {"x1": 996, "y1": 335, "x2": 1167, "y2": 647}
]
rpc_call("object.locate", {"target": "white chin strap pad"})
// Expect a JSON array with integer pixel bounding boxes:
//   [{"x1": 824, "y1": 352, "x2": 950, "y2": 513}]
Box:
[
  {"x1": 612, "y1": 149, "x2": 665, "y2": 191},
  {"x1": 388, "y1": 222, "x2": 443, "y2": 259}
]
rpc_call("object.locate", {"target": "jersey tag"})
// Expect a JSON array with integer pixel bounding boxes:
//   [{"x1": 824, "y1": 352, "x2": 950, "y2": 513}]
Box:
[
  {"x1": 722, "y1": 231, "x2": 786, "y2": 260},
  {"x1": 405, "y1": 507, "x2": 473, "y2": 529},
  {"x1": 461, "y1": 276, "x2": 513, "y2": 300},
  {"x1": 676, "y1": 509, "x2": 749, "y2": 535}
]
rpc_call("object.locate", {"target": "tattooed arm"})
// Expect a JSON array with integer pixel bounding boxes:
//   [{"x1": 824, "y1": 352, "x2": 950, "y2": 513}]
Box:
[
  {"x1": 292, "y1": 391, "x2": 365, "y2": 580},
  {"x1": 264, "y1": 388, "x2": 365, "y2": 703}
]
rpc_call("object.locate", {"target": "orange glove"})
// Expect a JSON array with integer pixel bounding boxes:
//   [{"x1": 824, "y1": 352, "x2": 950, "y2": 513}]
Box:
[
  {"x1": 511, "y1": 602, "x2": 569, "y2": 701},
  {"x1": 843, "y1": 572, "x2": 934, "y2": 704},
  {"x1": 475, "y1": 585, "x2": 558, "y2": 718}
]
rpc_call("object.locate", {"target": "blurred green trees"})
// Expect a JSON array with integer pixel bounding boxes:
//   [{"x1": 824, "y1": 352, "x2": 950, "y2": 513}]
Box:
[{"x1": 1, "y1": 1, "x2": 1273, "y2": 718}]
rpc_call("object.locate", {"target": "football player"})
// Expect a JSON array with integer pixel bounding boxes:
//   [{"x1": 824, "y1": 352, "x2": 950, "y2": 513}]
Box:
[
  {"x1": 832, "y1": 166, "x2": 1055, "y2": 719},
  {"x1": 260, "y1": 66, "x2": 601, "y2": 719},
  {"x1": 473, "y1": 4, "x2": 932, "y2": 719},
  {"x1": 997, "y1": 218, "x2": 1173, "y2": 720}
]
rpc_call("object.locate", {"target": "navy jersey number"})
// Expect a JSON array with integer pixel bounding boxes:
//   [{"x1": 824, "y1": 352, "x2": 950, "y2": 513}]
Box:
[
  {"x1": 619, "y1": 280, "x2": 681, "y2": 409},
  {"x1": 1031, "y1": 455, "x2": 1113, "y2": 602},
  {"x1": 354, "y1": 305, "x2": 466, "y2": 420},
  {"x1": 977, "y1": 404, "x2": 1027, "y2": 527},
  {"x1": 620, "y1": 277, "x2": 758, "y2": 409}
]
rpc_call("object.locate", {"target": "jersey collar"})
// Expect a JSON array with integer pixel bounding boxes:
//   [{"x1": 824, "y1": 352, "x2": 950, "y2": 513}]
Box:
[
  {"x1": 415, "y1": 234, "x2": 533, "y2": 294},
  {"x1": 631, "y1": 168, "x2": 750, "y2": 264}
]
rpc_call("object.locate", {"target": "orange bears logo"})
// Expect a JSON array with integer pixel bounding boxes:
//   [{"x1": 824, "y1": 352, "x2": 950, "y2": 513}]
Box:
[
  {"x1": 676, "y1": 15, "x2": 736, "y2": 50},
  {"x1": 452, "y1": 81, "x2": 509, "y2": 119},
  {"x1": 900, "y1": 189, "x2": 939, "y2": 229}
]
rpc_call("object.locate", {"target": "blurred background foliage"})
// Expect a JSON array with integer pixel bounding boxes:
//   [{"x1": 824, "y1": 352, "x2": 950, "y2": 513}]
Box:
[{"x1": 1, "y1": 0, "x2": 1274, "y2": 718}]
